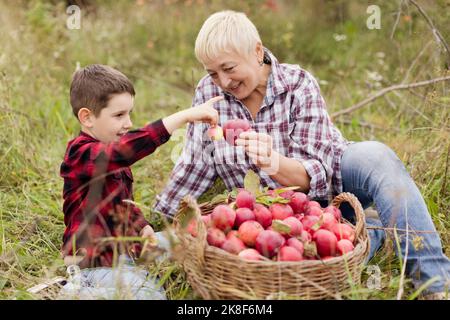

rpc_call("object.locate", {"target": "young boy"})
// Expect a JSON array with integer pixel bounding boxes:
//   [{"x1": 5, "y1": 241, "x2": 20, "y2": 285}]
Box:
[{"x1": 59, "y1": 64, "x2": 221, "y2": 299}]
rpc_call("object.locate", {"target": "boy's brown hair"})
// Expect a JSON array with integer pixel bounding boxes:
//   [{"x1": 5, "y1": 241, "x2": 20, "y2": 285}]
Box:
[{"x1": 70, "y1": 64, "x2": 135, "y2": 118}]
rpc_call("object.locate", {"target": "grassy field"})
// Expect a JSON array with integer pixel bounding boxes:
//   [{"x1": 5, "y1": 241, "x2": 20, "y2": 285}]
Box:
[{"x1": 0, "y1": 0, "x2": 449, "y2": 300}]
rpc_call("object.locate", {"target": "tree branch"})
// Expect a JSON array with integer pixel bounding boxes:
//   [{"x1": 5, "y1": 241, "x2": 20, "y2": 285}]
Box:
[
  {"x1": 409, "y1": 0, "x2": 450, "y2": 68},
  {"x1": 331, "y1": 75, "x2": 450, "y2": 119}
]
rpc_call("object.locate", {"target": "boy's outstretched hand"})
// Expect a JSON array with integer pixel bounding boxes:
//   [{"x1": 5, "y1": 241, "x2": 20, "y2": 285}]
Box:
[
  {"x1": 162, "y1": 96, "x2": 223, "y2": 134},
  {"x1": 186, "y1": 96, "x2": 223, "y2": 126}
]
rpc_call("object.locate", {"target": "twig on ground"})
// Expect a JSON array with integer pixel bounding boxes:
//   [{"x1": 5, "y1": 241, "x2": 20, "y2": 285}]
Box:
[
  {"x1": 390, "y1": 0, "x2": 404, "y2": 40},
  {"x1": 397, "y1": 203, "x2": 409, "y2": 300},
  {"x1": 402, "y1": 40, "x2": 434, "y2": 84},
  {"x1": 336, "y1": 118, "x2": 401, "y2": 133},
  {"x1": 391, "y1": 90, "x2": 433, "y2": 124},
  {"x1": 366, "y1": 226, "x2": 437, "y2": 234},
  {"x1": 409, "y1": 0, "x2": 450, "y2": 68},
  {"x1": 331, "y1": 76, "x2": 450, "y2": 119},
  {"x1": 407, "y1": 88, "x2": 448, "y2": 107}
]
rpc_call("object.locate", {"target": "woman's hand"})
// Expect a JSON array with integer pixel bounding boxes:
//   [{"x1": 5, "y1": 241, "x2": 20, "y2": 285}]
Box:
[
  {"x1": 235, "y1": 131, "x2": 279, "y2": 174},
  {"x1": 236, "y1": 131, "x2": 311, "y2": 191}
]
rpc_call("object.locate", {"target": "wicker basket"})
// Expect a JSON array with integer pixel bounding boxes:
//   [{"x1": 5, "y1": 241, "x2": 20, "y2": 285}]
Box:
[{"x1": 173, "y1": 192, "x2": 369, "y2": 300}]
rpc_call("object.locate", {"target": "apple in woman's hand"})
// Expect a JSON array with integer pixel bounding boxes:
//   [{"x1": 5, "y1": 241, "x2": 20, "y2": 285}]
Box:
[{"x1": 223, "y1": 119, "x2": 251, "y2": 145}]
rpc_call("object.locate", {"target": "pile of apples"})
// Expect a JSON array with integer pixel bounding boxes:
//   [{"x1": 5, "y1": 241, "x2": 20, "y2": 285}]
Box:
[{"x1": 186, "y1": 188, "x2": 356, "y2": 262}]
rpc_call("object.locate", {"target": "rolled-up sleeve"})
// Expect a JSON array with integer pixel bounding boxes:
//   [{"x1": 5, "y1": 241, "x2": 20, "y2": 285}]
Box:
[
  {"x1": 288, "y1": 73, "x2": 334, "y2": 200},
  {"x1": 153, "y1": 89, "x2": 218, "y2": 217}
]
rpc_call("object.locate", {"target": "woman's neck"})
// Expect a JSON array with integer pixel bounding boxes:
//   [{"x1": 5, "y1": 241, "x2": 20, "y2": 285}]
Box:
[{"x1": 242, "y1": 64, "x2": 272, "y2": 119}]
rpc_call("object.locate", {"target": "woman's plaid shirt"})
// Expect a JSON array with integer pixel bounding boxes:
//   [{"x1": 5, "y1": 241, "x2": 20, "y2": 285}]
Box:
[{"x1": 154, "y1": 49, "x2": 351, "y2": 217}]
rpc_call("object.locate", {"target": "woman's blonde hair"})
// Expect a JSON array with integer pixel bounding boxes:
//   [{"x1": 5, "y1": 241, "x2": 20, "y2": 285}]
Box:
[{"x1": 195, "y1": 10, "x2": 262, "y2": 63}]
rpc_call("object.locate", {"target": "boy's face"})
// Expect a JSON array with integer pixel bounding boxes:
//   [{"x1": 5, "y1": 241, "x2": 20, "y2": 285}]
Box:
[{"x1": 87, "y1": 92, "x2": 134, "y2": 143}]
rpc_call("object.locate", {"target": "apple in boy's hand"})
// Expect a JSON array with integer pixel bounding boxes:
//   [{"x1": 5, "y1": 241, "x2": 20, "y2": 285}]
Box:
[{"x1": 207, "y1": 125, "x2": 223, "y2": 141}]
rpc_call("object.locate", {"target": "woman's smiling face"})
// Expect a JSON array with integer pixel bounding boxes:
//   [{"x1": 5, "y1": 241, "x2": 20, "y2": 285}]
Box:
[{"x1": 203, "y1": 48, "x2": 263, "y2": 100}]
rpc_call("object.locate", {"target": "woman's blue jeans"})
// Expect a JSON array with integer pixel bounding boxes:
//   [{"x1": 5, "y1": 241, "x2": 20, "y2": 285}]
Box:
[{"x1": 339, "y1": 141, "x2": 450, "y2": 294}]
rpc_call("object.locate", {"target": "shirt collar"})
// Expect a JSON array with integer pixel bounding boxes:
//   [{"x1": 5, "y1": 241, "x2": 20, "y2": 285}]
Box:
[
  {"x1": 221, "y1": 47, "x2": 289, "y2": 106},
  {"x1": 263, "y1": 48, "x2": 289, "y2": 107},
  {"x1": 79, "y1": 130, "x2": 98, "y2": 141}
]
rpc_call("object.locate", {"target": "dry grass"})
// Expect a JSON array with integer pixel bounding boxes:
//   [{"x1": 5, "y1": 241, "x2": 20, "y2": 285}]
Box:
[{"x1": 0, "y1": 0, "x2": 449, "y2": 299}]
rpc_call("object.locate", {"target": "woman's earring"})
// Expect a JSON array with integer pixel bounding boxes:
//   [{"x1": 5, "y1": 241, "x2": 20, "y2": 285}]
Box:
[{"x1": 259, "y1": 60, "x2": 264, "y2": 66}]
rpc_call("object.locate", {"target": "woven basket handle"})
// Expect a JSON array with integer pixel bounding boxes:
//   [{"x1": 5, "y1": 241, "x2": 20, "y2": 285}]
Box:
[{"x1": 331, "y1": 192, "x2": 367, "y2": 243}]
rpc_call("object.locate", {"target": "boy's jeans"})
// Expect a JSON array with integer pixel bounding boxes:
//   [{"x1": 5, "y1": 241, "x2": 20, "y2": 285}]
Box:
[
  {"x1": 58, "y1": 232, "x2": 171, "y2": 300},
  {"x1": 339, "y1": 141, "x2": 450, "y2": 294}
]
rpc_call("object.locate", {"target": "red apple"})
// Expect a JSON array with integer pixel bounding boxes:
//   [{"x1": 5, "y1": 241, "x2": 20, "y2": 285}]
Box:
[
  {"x1": 226, "y1": 230, "x2": 239, "y2": 239},
  {"x1": 201, "y1": 214, "x2": 211, "y2": 227},
  {"x1": 308, "y1": 201, "x2": 322, "y2": 208},
  {"x1": 320, "y1": 213, "x2": 338, "y2": 231},
  {"x1": 331, "y1": 223, "x2": 356, "y2": 242},
  {"x1": 312, "y1": 229, "x2": 338, "y2": 257},
  {"x1": 278, "y1": 246, "x2": 303, "y2": 261},
  {"x1": 302, "y1": 215, "x2": 321, "y2": 233},
  {"x1": 207, "y1": 227, "x2": 226, "y2": 247},
  {"x1": 253, "y1": 204, "x2": 272, "y2": 229},
  {"x1": 337, "y1": 239, "x2": 355, "y2": 255},
  {"x1": 305, "y1": 206, "x2": 323, "y2": 217},
  {"x1": 223, "y1": 119, "x2": 251, "y2": 145},
  {"x1": 270, "y1": 203, "x2": 294, "y2": 220},
  {"x1": 323, "y1": 205, "x2": 342, "y2": 221},
  {"x1": 234, "y1": 208, "x2": 255, "y2": 228},
  {"x1": 286, "y1": 237, "x2": 304, "y2": 256},
  {"x1": 255, "y1": 230, "x2": 286, "y2": 258},
  {"x1": 236, "y1": 190, "x2": 255, "y2": 210},
  {"x1": 207, "y1": 126, "x2": 223, "y2": 141},
  {"x1": 221, "y1": 236, "x2": 246, "y2": 255},
  {"x1": 238, "y1": 221, "x2": 264, "y2": 247},
  {"x1": 288, "y1": 192, "x2": 309, "y2": 214},
  {"x1": 282, "y1": 217, "x2": 303, "y2": 237},
  {"x1": 186, "y1": 219, "x2": 198, "y2": 237},
  {"x1": 211, "y1": 205, "x2": 236, "y2": 232},
  {"x1": 300, "y1": 230, "x2": 312, "y2": 242},
  {"x1": 278, "y1": 189, "x2": 295, "y2": 199},
  {"x1": 238, "y1": 248, "x2": 264, "y2": 261}
]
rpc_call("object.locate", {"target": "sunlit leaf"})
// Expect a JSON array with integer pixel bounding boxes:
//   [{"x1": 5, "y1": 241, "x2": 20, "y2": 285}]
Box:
[
  {"x1": 303, "y1": 242, "x2": 317, "y2": 258},
  {"x1": 244, "y1": 170, "x2": 261, "y2": 195},
  {"x1": 271, "y1": 219, "x2": 291, "y2": 234}
]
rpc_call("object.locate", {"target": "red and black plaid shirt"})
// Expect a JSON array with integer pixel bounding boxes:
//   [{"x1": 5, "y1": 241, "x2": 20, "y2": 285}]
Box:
[{"x1": 60, "y1": 119, "x2": 170, "y2": 268}]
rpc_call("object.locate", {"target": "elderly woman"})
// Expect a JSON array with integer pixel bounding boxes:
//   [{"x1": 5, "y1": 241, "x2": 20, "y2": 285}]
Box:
[{"x1": 154, "y1": 10, "x2": 449, "y2": 298}]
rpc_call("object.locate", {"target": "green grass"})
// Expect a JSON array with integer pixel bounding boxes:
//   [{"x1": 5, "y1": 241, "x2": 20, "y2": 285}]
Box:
[{"x1": 0, "y1": 0, "x2": 449, "y2": 300}]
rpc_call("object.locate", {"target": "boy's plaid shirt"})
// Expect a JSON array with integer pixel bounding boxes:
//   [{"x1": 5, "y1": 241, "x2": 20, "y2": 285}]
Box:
[
  {"x1": 60, "y1": 119, "x2": 170, "y2": 267},
  {"x1": 154, "y1": 49, "x2": 351, "y2": 217}
]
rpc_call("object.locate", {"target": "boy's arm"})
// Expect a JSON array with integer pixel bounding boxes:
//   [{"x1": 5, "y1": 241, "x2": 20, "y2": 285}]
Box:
[
  {"x1": 85, "y1": 96, "x2": 222, "y2": 174},
  {"x1": 84, "y1": 119, "x2": 171, "y2": 174},
  {"x1": 162, "y1": 96, "x2": 222, "y2": 134},
  {"x1": 153, "y1": 91, "x2": 219, "y2": 217}
]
